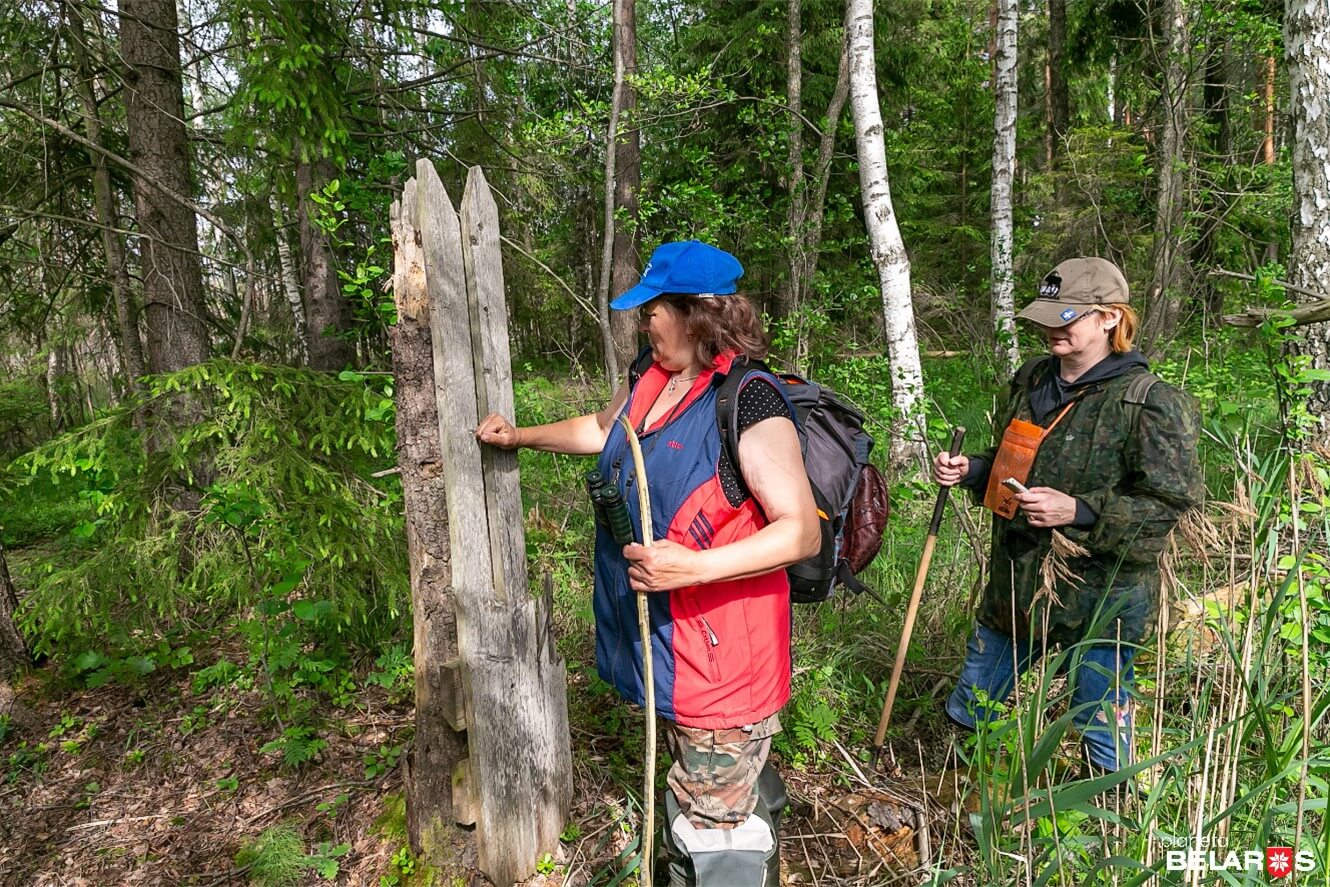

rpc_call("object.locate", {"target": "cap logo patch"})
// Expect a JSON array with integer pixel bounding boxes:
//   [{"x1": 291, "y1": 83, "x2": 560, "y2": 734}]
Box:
[
  {"x1": 1060, "y1": 308, "x2": 1077, "y2": 322},
  {"x1": 1039, "y1": 273, "x2": 1062, "y2": 298}
]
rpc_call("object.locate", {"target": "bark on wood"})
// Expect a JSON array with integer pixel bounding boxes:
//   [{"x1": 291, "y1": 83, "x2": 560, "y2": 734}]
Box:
[
  {"x1": 1047, "y1": 0, "x2": 1070, "y2": 155},
  {"x1": 1144, "y1": 0, "x2": 1190, "y2": 348},
  {"x1": 609, "y1": 0, "x2": 642, "y2": 375},
  {"x1": 0, "y1": 540, "x2": 28, "y2": 680},
  {"x1": 1263, "y1": 54, "x2": 1277, "y2": 166},
  {"x1": 1285, "y1": 0, "x2": 1330, "y2": 434},
  {"x1": 119, "y1": 0, "x2": 211, "y2": 374},
  {"x1": 296, "y1": 154, "x2": 357, "y2": 371},
  {"x1": 410, "y1": 159, "x2": 571, "y2": 883},
  {"x1": 990, "y1": 0, "x2": 1020, "y2": 377},
  {"x1": 1195, "y1": 34, "x2": 1231, "y2": 320},
  {"x1": 461, "y1": 167, "x2": 572, "y2": 868},
  {"x1": 596, "y1": 7, "x2": 627, "y2": 385},
  {"x1": 391, "y1": 184, "x2": 469, "y2": 868},
  {"x1": 65, "y1": 1, "x2": 145, "y2": 389},
  {"x1": 778, "y1": 0, "x2": 805, "y2": 324},
  {"x1": 846, "y1": 0, "x2": 927, "y2": 471},
  {"x1": 271, "y1": 193, "x2": 309, "y2": 363}
]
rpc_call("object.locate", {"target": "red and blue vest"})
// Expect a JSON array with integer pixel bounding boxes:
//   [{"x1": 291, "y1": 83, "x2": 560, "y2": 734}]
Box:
[{"x1": 593, "y1": 351, "x2": 793, "y2": 729}]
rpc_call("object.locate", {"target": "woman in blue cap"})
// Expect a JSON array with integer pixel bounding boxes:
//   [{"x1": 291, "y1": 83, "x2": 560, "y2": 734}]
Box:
[{"x1": 476, "y1": 240, "x2": 818, "y2": 886}]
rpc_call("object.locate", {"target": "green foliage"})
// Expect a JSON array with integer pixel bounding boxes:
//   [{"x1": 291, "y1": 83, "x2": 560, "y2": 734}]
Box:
[
  {"x1": 260, "y1": 725, "x2": 328, "y2": 769},
  {"x1": 9, "y1": 360, "x2": 406, "y2": 660},
  {"x1": 235, "y1": 822, "x2": 350, "y2": 886},
  {"x1": 363, "y1": 742, "x2": 403, "y2": 779},
  {"x1": 365, "y1": 644, "x2": 414, "y2": 703}
]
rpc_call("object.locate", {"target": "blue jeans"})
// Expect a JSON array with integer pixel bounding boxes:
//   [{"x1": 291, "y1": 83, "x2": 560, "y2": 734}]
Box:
[{"x1": 945, "y1": 623, "x2": 1136, "y2": 771}]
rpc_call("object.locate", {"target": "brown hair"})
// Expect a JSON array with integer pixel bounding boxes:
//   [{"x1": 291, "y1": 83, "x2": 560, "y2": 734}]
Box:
[
  {"x1": 1091, "y1": 303, "x2": 1138, "y2": 353},
  {"x1": 663, "y1": 294, "x2": 769, "y2": 365}
]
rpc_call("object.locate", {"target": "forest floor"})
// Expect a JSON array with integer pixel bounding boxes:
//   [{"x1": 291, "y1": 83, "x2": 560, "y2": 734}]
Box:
[{"x1": 0, "y1": 649, "x2": 955, "y2": 886}]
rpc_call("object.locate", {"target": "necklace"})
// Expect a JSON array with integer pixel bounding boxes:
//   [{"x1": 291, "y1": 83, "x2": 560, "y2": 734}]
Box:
[{"x1": 665, "y1": 373, "x2": 699, "y2": 395}]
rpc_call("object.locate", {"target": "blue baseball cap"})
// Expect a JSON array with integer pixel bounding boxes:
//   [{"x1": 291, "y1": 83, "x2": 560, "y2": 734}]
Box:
[{"x1": 609, "y1": 240, "x2": 745, "y2": 310}]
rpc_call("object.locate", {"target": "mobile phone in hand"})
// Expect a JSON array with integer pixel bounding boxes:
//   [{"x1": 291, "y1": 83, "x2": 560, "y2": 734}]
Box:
[{"x1": 1001, "y1": 477, "x2": 1029, "y2": 495}]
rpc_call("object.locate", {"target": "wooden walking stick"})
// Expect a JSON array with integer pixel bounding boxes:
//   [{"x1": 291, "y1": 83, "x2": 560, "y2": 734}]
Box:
[
  {"x1": 618, "y1": 414, "x2": 656, "y2": 887},
  {"x1": 871, "y1": 426, "x2": 966, "y2": 768}
]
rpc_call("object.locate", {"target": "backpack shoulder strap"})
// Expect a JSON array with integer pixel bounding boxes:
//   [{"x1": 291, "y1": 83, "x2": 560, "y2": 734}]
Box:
[
  {"x1": 714, "y1": 355, "x2": 771, "y2": 476},
  {"x1": 1123, "y1": 370, "x2": 1160, "y2": 406},
  {"x1": 1013, "y1": 355, "x2": 1049, "y2": 390},
  {"x1": 627, "y1": 345, "x2": 655, "y2": 391},
  {"x1": 1123, "y1": 370, "x2": 1160, "y2": 430}
]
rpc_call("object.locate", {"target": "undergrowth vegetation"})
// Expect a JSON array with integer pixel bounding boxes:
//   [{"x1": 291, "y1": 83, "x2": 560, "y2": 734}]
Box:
[{"x1": 2, "y1": 318, "x2": 1327, "y2": 884}]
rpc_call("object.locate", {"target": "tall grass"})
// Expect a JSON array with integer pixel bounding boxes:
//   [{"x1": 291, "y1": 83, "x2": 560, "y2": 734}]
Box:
[{"x1": 905, "y1": 429, "x2": 1330, "y2": 885}]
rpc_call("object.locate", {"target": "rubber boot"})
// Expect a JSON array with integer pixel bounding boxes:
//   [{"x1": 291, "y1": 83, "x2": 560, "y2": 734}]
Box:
[
  {"x1": 662, "y1": 788, "x2": 779, "y2": 887},
  {"x1": 756, "y1": 763, "x2": 786, "y2": 887}
]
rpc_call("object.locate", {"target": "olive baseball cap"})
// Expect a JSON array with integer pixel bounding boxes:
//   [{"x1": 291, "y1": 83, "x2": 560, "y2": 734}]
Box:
[{"x1": 1017, "y1": 257, "x2": 1130, "y2": 328}]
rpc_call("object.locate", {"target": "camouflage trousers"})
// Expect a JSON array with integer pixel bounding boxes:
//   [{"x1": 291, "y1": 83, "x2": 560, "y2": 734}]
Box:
[{"x1": 663, "y1": 713, "x2": 781, "y2": 830}]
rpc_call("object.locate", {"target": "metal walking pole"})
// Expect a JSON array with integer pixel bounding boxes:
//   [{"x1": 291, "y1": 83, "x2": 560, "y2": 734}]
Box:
[
  {"x1": 617, "y1": 414, "x2": 656, "y2": 887},
  {"x1": 871, "y1": 426, "x2": 966, "y2": 768}
]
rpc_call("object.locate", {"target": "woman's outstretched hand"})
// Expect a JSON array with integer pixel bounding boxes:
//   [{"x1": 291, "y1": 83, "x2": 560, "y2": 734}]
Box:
[{"x1": 475, "y1": 412, "x2": 521, "y2": 449}]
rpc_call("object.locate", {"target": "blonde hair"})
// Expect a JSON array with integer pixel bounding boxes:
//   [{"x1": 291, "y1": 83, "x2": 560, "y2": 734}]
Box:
[{"x1": 1091, "y1": 303, "x2": 1138, "y2": 353}]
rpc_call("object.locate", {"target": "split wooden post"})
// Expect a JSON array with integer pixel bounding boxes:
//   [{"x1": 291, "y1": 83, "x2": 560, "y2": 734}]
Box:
[{"x1": 394, "y1": 159, "x2": 572, "y2": 885}]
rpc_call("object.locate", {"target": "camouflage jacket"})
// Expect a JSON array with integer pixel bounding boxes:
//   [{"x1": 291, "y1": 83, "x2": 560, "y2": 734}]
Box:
[{"x1": 963, "y1": 357, "x2": 1203, "y2": 646}]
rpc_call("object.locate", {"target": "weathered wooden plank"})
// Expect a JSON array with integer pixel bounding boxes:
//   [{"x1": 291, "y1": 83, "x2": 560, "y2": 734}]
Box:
[
  {"x1": 459, "y1": 165, "x2": 572, "y2": 881},
  {"x1": 417, "y1": 159, "x2": 540, "y2": 885},
  {"x1": 461, "y1": 166, "x2": 525, "y2": 604},
  {"x1": 390, "y1": 180, "x2": 469, "y2": 862}
]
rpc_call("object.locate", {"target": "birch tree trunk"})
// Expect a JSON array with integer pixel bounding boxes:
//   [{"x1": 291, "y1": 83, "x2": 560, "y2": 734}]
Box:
[
  {"x1": 1285, "y1": 0, "x2": 1330, "y2": 435},
  {"x1": 991, "y1": 0, "x2": 1020, "y2": 377},
  {"x1": 596, "y1": 3, "x2": 627, "y2": 384},
  {"x1": 271, "y1": 193, "x2": 309, "y2": 363},
  {"x1": 608, "y1": 0, "x2": 641, "y2": 375},
  {"x1": 846, "y1": 0, "x2": 926, "y2": 470},
  {"x1": 778, "y1": 0, "x2": 805, "y2": 324},
  {"x1": 1144, "y1": 0, "x2": 1189, "y2": 349}
]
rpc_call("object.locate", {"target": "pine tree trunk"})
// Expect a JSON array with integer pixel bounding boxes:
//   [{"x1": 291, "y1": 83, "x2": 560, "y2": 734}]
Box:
[
  {"x1": 1285, "y1": 0, "x2": 1330, "y2": 436},
  {"x1": 1144, "y1": 0, "x2": 1189, "y2": 349},
  {"x1": 608, "y1": 0, "x2": 641, "y2": 375},
  {"x1": 295, "y1": 154, "x2": 356, "y2": 371},
  {"x1": 846, "y1": 0, "x2": 926, "y2": 471},
  {"x1": 991, "y1": 0, "x2": 1020, "y2": 377},
  {"x1": 119, "y1": 0, "x2": 211, "y2": 374},
  {"x1": 65, "y1": 1, "x2": 146, "y2": 389}
]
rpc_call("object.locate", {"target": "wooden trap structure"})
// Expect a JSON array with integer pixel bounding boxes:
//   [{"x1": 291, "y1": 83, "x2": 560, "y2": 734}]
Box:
[{"x1": 391, "y1": 159, "x2": 572, "y2": 885}]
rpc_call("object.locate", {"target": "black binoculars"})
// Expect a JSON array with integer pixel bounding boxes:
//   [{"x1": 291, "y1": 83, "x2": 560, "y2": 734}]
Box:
[{"x1": 586, "y1": 469, "x2": 635, "y2": 545}]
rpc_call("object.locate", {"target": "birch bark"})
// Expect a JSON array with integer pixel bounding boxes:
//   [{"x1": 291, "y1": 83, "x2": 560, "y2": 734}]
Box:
[
  {"x1": 991, "y1": 0, "x2": 1020, "y2": 377},
  {"x1": 846, "y1": 0, "x2": 926, "y2": 469},
  {"x1": 1285, "y1": 0, "x2": 1330, "y2": 434}
]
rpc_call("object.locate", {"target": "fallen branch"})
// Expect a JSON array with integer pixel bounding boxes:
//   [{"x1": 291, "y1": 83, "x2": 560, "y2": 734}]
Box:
[
  {"x1": 67, "y1": 813, "x2": 170, "y2": 832},
  {"x1": 1210, "y1": 269, "x2": 1330, "y2": 328}
]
